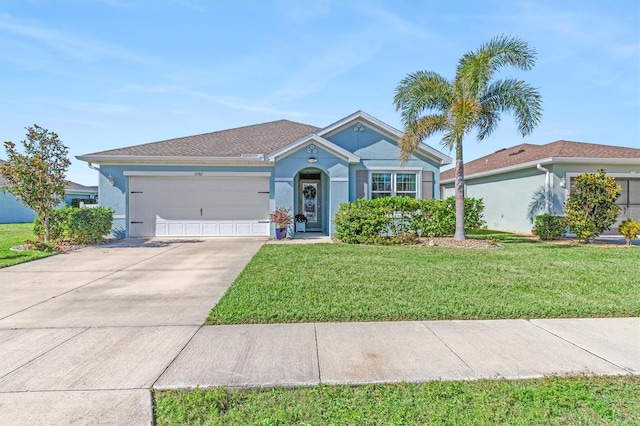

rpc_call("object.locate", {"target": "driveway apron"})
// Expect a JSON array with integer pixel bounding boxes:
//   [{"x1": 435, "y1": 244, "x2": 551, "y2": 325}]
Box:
[{"x1": 0, "y1": 237, "x2": 265, "y2": 426}]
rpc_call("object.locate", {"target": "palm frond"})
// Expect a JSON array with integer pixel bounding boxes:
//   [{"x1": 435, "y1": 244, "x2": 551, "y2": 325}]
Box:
[
  {"x1": 481, "y1": 78, "x2": 543, "y2": 136},
  {"x1": 394, "y1": 71, "x2": 453, "y2": 127},
  {"x1": 399, "y1": 114, "x2": 448, "y2": 162},
  {"x1": 457, "y1": 35, "x2": 537, "y2": 99},
  {"x1": 476, "y1": 108, "x2": 500, "y2": 141}
]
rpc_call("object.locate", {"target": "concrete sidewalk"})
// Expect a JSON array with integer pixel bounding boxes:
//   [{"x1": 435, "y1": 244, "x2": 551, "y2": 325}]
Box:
[
  {"x1": 0, "y1": 317, "x2": 638, "y2": 425},
  {"x1": 155, "y1": 317, "x2": 639, "y2": 390}
]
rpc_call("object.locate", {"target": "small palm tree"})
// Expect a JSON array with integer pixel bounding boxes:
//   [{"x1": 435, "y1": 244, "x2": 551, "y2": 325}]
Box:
[{"x1": 394, "y1": 35, "x2": 542, "y2": 240}]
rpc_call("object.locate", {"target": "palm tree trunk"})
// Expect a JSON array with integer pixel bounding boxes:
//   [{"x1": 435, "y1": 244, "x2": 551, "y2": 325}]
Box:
[{"x1": 453, "y1": 140, "x2": 466, "y2": 241}]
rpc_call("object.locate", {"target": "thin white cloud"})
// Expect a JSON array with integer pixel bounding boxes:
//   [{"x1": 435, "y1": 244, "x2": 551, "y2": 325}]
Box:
[
  {"x1": 270, "y1": 3, "x2": 447, "y2": 101},
  {"x1": 0, "y1": 14, "x2": 147, "y2": 63},
  {"x1": 98, "y1": 0, "x2": 135, "y2": 9},
  {"x1": 166, "y1": 0, "x2": 205, "y2": 12},
  {"x1": 55, "y1": 100, "x2": 134, "y2": 114},
  {"x1": 119, "y1": 84, "x2": 310, "y2": 117}
]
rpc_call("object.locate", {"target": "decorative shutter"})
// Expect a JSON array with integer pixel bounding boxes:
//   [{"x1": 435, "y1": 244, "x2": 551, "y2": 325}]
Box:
[
  {"x1": 421, "y1": 171, "x2": 434, "y2": 199},
  {"x1": 356, "y1": 170, "x2": 368, "y2": 199}
]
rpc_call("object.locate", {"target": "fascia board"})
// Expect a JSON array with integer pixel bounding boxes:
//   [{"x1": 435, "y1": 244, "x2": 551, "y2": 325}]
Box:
[
  {"x1": 75, "y1": 155, "x2": 273, "y2": 166},
  {"x1": 440, "y1": 158, "x2": 554, "y2": 184},
  {"x1": 268, "y1": 134, "x2": 360, "y2": 164},
  {"x1": 440, "y1": 157, "x2": 640, "y2": 184},
  {"x1": 548, "y1": 157, "x2": 640, "y2": 165},
  {"x1": 65, "y1": 189, "x2": 97, "y2": 195}
]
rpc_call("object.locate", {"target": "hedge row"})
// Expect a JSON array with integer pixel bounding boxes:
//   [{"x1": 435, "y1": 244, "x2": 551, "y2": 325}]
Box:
[
  {"x1": 334, "y1": 196, "x2": 485, "y2": 244},
  {"x1": 34, "y1": 206, "x2": 113, "y2": 244}
]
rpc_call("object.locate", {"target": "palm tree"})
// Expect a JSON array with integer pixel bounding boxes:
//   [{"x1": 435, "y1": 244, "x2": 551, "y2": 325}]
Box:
[{"x1": 394, "y1": 35, "x2": 542, "y2": 240}]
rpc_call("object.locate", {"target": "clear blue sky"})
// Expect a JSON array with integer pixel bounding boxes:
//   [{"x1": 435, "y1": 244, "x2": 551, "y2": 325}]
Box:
[{"x1": 1, "y1": 0, "x2": 638, "y2": 185}]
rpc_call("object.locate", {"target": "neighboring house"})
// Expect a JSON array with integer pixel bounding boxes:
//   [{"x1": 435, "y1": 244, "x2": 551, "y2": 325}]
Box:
[
  {"x1": 0, "y1": 159, "x2": 98, "y2": 223},
  {"x1": 64, "y1": 182, "x2": 98, "y2": 205},
  {"x1": 440, "y1": 140, "x2": 640, "y2": 234},
  {"x1": 76, "y1": 111, "x2": 452, "y2": 238}
]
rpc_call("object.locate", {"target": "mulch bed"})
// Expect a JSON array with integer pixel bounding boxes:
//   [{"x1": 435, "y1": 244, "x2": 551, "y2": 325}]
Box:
[
  {"x1": 10, "y1": 242, "x2": 88, "y2": 253},
  {"x1": 416, "y1": 237, "x2": 500, "y2": 249}
]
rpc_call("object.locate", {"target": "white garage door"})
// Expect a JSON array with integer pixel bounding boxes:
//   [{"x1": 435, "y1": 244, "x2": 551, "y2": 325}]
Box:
[{"x1": 128, "y1": 174, "x2": 270, "y2": 237}]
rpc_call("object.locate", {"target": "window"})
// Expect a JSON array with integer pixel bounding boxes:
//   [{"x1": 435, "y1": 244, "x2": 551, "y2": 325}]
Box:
[{"x1": 371, "y1": 172, "x2": 418, "y2": 199}]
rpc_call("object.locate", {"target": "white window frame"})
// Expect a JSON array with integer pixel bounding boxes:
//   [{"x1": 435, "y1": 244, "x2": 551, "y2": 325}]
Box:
[{"x1": 369, "y1": 170, "x2": 421, "y2": 199}]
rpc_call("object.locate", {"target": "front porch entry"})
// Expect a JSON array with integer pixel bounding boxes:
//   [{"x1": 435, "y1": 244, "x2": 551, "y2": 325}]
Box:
[{"x1": 297, "y1": 169, "x2": 326, "y2": 233}]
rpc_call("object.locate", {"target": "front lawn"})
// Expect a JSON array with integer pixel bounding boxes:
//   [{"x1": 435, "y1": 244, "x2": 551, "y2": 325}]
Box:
[
  {"x1": 0, "y1": 223, "x2": 52, "y2": 268},
  {"x1": 207, "y1": 232, "x2": 639, "y2": 324},
  {"x1": 154, "y1": 375, "x2": 640, "y2": 425}
]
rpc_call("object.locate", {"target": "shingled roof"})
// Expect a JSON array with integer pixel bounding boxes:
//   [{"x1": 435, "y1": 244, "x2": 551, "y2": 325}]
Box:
[
  {"x1": 441, "y1": 140, "x2": 640, "y2": 181},
  {"x1": 83, "y1": 119, "x2": 320, "y2": 158}
]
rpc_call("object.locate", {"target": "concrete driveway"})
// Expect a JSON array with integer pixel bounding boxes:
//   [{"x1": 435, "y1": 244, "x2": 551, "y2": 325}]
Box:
[{"x1": 0, "y1": 237, "x2": 265, "y2": 425}]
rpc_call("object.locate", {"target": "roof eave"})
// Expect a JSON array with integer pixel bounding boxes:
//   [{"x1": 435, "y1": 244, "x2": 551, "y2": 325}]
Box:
[
  {"x1": 267, "y1": 134, "x2": 361, "y2": 164},
  {"x1": 75, "y1": 154, "x2": 273, "y2": 166},
  {"x1": 440, "y1": 157, "x2": 640, "y2": 184}
]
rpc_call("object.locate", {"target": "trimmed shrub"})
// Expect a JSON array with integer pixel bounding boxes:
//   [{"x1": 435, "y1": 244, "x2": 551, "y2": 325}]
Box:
[
  {"x1": 33, "y1": 207, "x2": 73, "y2": 242},
  {"x1": 334, "y1": 196, "x2": 485, "y2": 244},
  {"x1": 66, "y1": 207, "x2": 113, "y2": 244},
  {"x1": 533, "y1": 214, "x2": 567, "y2": 240},
  {"x1": 34, "y1": 206, "x2": 113, "y2": 244},
  {"x1": 565, "y1": 169, "x2": 621, "y2": 242},
  {"x1": 618, "y1": 218, "x2": 640, "y2": 246}
]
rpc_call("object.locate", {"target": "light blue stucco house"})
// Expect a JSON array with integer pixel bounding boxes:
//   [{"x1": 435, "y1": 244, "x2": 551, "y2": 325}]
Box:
[
  {"x1": 0, "y1": 159, "x2": 98, "y2": 224},
  {"x1": 441, "y1": 140, "x2": 640, "y2": 234},
  {"x1": 76, "y1": 111, "x2": 452, "y2": 238}
]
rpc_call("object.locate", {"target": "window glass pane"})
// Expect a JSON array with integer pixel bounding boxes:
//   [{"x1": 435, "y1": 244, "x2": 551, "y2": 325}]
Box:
[
  {"x1": 396, "y1": 173, "x2": 416, "y2": 192},
  {"x1": 372, "y1": 173, "x2": 392, "y2": 192}
]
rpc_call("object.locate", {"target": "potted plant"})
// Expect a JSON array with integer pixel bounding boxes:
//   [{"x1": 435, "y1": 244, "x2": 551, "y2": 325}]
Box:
[
  {"x1": 294, "y1": 214, "x2": 307, "y2": 232},
  {"x1": 269, "y1": 206, "x2": 292, "y2": 239}
]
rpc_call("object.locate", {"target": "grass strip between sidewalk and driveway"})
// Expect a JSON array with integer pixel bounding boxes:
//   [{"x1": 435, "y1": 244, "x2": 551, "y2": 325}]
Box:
[
  {"x1": 207, "y1": 231, "x2": 639, "y2": 324},
  {"x1": 154, "y1": 375, "x2": 639, "y2": 425},
  {"x1": 0, "y1": 223, "x2": 52, "y2": 268}
]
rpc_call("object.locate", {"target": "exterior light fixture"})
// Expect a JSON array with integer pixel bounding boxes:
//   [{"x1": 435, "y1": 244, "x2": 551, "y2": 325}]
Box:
[
  {"x1": 307, "y1": 144, "x2": 318, "y2": 163},
  {"x1": 108, "y1": 174, "x2": 115, "y2": 186},
  {"x1": 559, "y1": 177, "x2": 566, "y2": 188}
]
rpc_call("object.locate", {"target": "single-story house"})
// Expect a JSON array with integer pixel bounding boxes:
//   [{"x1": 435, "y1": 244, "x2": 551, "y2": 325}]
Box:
[
  {"x1": 0, "y1": 159, "x2": 98, "y2": 224},
  {"x1": 76, "y1": 111, "x2": 452, "y2": 238},
  {"x1": 440, "y1": 140, "x2": 640, "y2": 234}
]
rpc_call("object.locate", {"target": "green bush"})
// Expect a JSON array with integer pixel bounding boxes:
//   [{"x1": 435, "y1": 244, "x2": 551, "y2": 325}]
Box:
[
  {"x1": 618, "y1": 218, "x2": 640, "y2": 246},
  {"x1": 334, "y1": 196, "x2": 485, "y2": 244},
  {"x1": 33, "y1": 207, "x2": 73, "y2": 242},
  {"x1": 34, "y1": 206, "x2": 113, "y2": 244},
  {"x1": 533, "y1": 214, "x2": 567, "y2": 240},
  {"x1": 66, "y1": 207, "x2": 113, "y2": 244},
  {"x1": 565, "y1": 169, "x2": 621, "y2": 242}
]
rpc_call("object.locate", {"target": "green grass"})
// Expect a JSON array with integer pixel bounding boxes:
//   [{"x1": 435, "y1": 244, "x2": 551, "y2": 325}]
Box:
[
  {"x1": 154, "y1": 375, "x2": 640, "y2": 425},
  {"x1": 0, "y1": 222, "x2": 53, "y2": 268},
  {"x1": 207, "y1": 231, "x2": 640, "y2": 324}
]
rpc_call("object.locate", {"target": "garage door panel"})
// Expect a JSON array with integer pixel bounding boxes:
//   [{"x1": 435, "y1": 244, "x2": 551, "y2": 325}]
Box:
[{"x1": 129, "y1": 176, "x2": 270, "y2": 237}]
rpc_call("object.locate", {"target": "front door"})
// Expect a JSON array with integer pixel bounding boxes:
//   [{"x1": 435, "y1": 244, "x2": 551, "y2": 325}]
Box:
[{"x1": 299, "y1": 179, "x2": 322, "y2": 231}]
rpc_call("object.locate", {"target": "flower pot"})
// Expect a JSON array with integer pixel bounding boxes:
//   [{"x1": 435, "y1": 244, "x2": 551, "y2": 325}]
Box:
[
  {"x1": 295, "y1": 222, "x2": 306, "y2": 232},
  {"x1": 275, "y1": 227, "x2": 287, "y2": 240}
]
